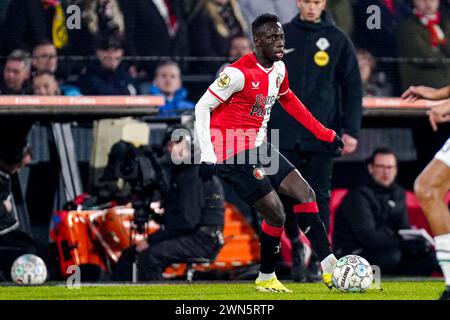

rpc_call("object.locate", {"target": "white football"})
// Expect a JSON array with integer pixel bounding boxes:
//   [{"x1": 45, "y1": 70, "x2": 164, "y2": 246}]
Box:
[
  {"x1": 11, "y1": 254, "x2": 47, "y2": 285},
  {"x1": 332, "y1": 255, "x2": 373, "y2": 293}
]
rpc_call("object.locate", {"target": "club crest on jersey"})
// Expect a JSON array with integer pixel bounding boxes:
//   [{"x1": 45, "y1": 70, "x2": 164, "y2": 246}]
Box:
[
  {"x1": 217, "y1": 73, "x2": 231, "y2": 88},
  {"x1": 276, "y1": 76, "x2": 281, "y2": 88},
  {"x1": 253, "y1": 167, "x2": 265, "y2": 180}
]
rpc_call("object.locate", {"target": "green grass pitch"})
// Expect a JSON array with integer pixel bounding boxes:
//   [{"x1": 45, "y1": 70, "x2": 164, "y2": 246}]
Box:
[{"x1": 0, "y1": 281, "x2": 445, "y2": 300}]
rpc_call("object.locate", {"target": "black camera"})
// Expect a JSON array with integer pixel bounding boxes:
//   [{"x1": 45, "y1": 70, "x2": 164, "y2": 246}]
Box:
[{"x1": 100, "y1": 140, "x2": 168, "y2": 233}]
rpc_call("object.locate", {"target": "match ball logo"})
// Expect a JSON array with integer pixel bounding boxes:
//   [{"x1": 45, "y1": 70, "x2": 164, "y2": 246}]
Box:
[
  {"x1": 217, "y1": 73, "x2": 231, "y2": 88},
  {"x1": 253, "y1": 167, "x2": 265, "y2": 180}
]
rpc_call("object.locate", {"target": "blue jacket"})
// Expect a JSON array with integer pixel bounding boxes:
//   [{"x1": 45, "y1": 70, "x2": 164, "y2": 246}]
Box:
[
  {"x1": 148, "y1": 85, "x2": 195, "y2": 117},
  {"x1": 60, "y1": 85, "x2": 82, "y2": 96}
]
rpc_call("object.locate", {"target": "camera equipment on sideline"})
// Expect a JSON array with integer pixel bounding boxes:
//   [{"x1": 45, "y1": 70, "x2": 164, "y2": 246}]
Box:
[{"x1": 100, "y1": 140, "x2": 168, "y2": 233}]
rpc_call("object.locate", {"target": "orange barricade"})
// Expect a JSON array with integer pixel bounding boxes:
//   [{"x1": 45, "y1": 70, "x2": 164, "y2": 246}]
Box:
[
  {"x1": 50, "y1": 202, "x2": 259, "y2": 279},
  {"x1": 50, "y1": 206, "x2": 160, "y2": 278}
]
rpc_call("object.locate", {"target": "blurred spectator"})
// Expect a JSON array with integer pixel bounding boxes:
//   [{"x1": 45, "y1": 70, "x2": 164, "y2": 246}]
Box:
[
  {"x1": 0, "y1": 49, "x2": 32, "y2": 95},
  {"x1": 398, "y1": 0, "x2": 450, "y2": 91},
  {"x1": 216, "y1": 34, "x2": 251, "y2": 75},
  {"x1": 356, "y1": 48, "x2": 393, "y2": 97},
  {"x1": 31, "y1": 40, "x2": 57, "y2": 74},
  {"x1": 32, "y1": 71, "x2": 81, "y2": 96},
  {"x1": 119, "y1": 0, "x2": 188, "y2": 79},
  {"x1": 112, "y1": 126, "x2": 225, "y2": 281},
  {"x1": 326, "y1": 0, "x2": 354, "y2": 37},
  {"x1": 2, "y1": 0, "x2": 69, "y2": 55},
  {"x1": 78, "y1": 37, "x2": 137, "y2": 95},
  {"x1": 333, "y1": 147, "x2": 440, "y2": 276},
  {"x1": 238, "y1": 0, "x2": 298, "y2": 26},
  {"x1": 188, "y1": 0, "x2": 248, "y2": 74},
  {"x1": 354, "y1": 0, "x2": 411, "y2": 95},
  {"x1": 148, "y1": 61, "x2": 195, "y2": 117},
  {"x1": 70, "y1": 0, "x2": 125, "y2": 56}
]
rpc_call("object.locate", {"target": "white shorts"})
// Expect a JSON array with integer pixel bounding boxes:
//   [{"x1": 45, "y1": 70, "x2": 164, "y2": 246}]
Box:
[{"x1": 435, "y1": 137, "x2": 450, "y2": 168}]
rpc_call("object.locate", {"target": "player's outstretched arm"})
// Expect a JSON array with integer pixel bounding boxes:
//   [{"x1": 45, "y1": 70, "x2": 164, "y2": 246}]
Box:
[
  {"x1": 427, "y1": 100, "x2": 450, "y2": 131},
  {"x1": 401, "y1": 85, "x2": 450, "y2": 102},
  {"x1": 278, "y1": 90, "x2": 340, "y2": 145}
]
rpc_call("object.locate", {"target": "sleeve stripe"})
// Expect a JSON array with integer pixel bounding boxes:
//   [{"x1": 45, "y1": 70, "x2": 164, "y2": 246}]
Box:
[
  {"x1": 208, "y1": 88, "x2": 225, "y2": 103},
  {"x1": 278, "y1": 88, "x2": 290, "y2": 96}
]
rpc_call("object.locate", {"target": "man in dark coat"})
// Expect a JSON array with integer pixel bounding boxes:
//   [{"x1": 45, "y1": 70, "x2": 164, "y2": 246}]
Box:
[
  {"x1": 353, "y1": 0, "x2": 411, "y2": 95},
  {"x1": 112, "y1": 126, "x2": 225, "y2": 281},
  {"x1": 2, "y1": 0, "x2": 70, "y2": 55},
  {"x1": 78, "y1": 36, "x2": 137, "y2": 95},
  {"x1": 333, "y1": 147, "x2": 440, "y2": 276},
  {"x1": 118, "y1": 0, "x2": 188, "y2": 79}
]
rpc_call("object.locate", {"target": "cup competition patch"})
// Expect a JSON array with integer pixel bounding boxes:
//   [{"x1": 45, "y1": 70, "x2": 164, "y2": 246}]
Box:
[{"x1": 218, "y1": 73, "x2": 231, "y2": 88}]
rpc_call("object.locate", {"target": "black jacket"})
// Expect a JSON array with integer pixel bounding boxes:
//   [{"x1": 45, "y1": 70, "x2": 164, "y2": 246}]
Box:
[
  {"x1": 332, "y1": 178, "x2": 410, "y2": 254},
  {"x1": 269, "y1": 11, "x2": 362, "y2": 153},
  {"x1": 1, "y1": 0, "x2": 71, "y2": 55},
  {"x1": 118, "y1": 0, "x2": 188, "y2": 77},
  {"x1": 78, "y1": 61, "x2": 137, "y2": 96},
  {"x1": 149, "y1": 165, "x2": 225, "y2": 244},
  {"x1": 353, "y1": 0, "x2": 411, "y2": 60}
]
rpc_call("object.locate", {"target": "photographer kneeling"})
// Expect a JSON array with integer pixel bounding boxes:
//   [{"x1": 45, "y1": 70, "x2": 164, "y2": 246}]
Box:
[
  {"x1": 113, "y1": 126, "x2": 225, "y2": 281},
  {"x1": 0, "y1": 139, "x2": 46, "y2": 280}
]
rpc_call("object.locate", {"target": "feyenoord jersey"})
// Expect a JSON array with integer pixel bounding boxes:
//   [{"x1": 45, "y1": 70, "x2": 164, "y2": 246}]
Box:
[{"x1": 207, "y1": 52, "x2": 289, "y2": 162}]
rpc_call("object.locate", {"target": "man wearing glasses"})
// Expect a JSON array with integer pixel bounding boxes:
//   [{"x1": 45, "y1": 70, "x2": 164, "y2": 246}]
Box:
[{"x1": 332, "y1": 147, "x2": 440, "y2": 277}]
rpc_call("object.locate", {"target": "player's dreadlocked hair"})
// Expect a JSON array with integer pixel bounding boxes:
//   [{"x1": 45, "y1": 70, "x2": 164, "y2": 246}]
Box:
[{"x1": 251, "y1": 14, "x2": 280, "y2": 37}]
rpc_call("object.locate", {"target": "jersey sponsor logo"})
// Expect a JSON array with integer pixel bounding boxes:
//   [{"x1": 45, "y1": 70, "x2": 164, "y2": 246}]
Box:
[
  {"x1": 249, "y1": 105, "x2": 273, "y2": 117},
  {"x1": 253, "y1": 167, "x2": 265, "y2": 180},
  {"x1": 217, "y1": 73, "x2": 231, "y2": 88},
  {"x1": 249, "y1": 94, "x2": 276, "y2": 117},
  {"x1": 253, "y1": 94, "x2": 277, "y2": 107},
  {"x1": 251, "y1": 81, "x2": 260, "y2": 89},
  {"x1": 314, "y1": 51, "x2": 329, "y2": 67}
]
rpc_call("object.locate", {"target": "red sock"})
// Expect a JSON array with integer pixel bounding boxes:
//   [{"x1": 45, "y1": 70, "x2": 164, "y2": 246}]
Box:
[{"x1": 293, "y1": 202, "x2": 319, "y2": 214}]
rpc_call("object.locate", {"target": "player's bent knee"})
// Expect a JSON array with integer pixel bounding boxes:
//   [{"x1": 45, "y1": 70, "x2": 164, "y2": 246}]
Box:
[{"x1": 414, "y1": 177, "x2": 443, "y2": 207}]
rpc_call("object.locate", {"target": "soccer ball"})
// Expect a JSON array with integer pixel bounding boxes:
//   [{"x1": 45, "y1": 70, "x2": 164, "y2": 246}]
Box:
[
  {"x1": 11, "y1": 254, "x2": 47, "y2": 285},
  {"x1": 332, "y1": 255, "x2": 373, "y2": 293}
]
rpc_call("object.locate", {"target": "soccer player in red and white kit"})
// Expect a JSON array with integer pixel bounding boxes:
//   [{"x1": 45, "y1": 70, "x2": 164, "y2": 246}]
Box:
[{"x1": 195, "y1": 14, "x2": 343, "y2": 293}]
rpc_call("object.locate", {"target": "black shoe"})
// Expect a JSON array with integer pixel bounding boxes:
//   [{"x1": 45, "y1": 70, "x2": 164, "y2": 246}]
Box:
[
  {"x1": 439, "y1": 286, "x2": 450, "y2": 300},
  {"x1": 306, "y1": 258, "x2": 322, "y2": 283},
  {"x1": 291, "y1": 245, "x2": 307, "y2": 282}
]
